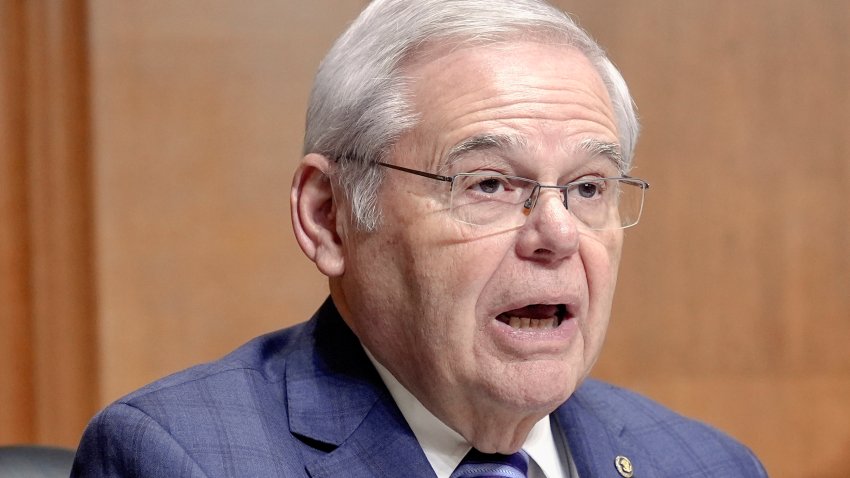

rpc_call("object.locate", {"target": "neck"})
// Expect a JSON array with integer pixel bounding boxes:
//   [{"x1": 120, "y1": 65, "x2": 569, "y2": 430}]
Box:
[{"x1": 437, "y1": 397, "x2": 550, "y2": 454}]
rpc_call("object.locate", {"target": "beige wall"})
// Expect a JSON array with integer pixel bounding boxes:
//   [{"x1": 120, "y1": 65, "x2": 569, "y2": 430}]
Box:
[{"x1": 1, "y1": 1, "x2": 848, "y2": 476}]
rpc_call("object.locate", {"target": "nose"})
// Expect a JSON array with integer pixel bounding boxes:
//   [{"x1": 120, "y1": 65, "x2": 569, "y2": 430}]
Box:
[{"x1": 515, "y1": 188, "x2": 579, "y2": 262}]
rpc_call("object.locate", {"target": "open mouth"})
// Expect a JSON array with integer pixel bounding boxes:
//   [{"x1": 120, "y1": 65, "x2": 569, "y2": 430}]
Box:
[{"x1": 496, "y1": 304, "x2": 570, "y2": 330}]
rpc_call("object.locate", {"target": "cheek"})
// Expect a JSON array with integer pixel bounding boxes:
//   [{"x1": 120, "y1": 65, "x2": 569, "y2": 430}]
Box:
[
  {"x1": 580, "y1": 230, "x2": 622, "y2": 292},
  {"x1": 403, "y1": 237, "x2": 513, "y2": 364},
  {"x1": 406, "y1": 225, "x2": 509, "y2": 303},
  {"x1": 578, "y1": 231, "x2": 622, "y2": 348},
  {"x1": 573, "y1": 234, "x2": 621, "y2": 373},
  {"x1": 405, "y1": 251, "x2": 484, "y2": 348}
]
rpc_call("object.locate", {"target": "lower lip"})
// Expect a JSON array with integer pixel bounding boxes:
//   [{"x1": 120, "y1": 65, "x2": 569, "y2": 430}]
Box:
[{"x1": 487, "y1": 316, "x2": 579, "y2": 354}]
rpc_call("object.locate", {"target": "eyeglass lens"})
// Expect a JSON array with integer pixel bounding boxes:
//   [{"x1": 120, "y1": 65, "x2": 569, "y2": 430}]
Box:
[{"x1": 449, "y1": 175, "x2": 645, "y2": 230}]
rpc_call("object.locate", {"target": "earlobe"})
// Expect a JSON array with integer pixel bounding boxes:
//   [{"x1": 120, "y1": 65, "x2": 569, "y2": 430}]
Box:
[{"x1": 291, "y1": 153, "x2": 345, "y2": 277}]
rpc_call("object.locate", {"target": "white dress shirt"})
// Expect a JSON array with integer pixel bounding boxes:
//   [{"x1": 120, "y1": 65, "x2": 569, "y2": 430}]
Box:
[{"x1": 365, "y1": 348, "x2": 578, "y2": 478}]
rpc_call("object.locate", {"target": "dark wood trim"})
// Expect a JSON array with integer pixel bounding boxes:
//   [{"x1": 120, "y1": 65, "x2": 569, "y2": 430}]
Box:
[
  {"x1": 24, "y1": 0, "x2": 98, "y2": 446},
  {"x1": 0, "y1": 0, "x2": 36, "y2": 444}
]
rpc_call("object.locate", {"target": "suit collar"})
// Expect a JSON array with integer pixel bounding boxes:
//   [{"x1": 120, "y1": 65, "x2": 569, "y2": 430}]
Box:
[
  {"x1": 554, "y1": 379, "x2": 659, "y2": 478},
  {"x1": 285, "y1": 298, "x2": 435, "y2": 477},
  {"x1": 285, "y1": 298, "x2": 381, "y2": 445}
]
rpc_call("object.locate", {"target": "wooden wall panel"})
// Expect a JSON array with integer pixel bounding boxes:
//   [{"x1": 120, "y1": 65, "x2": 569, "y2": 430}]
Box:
[
  {"x1": 86, "y1": 0, "x2": 365, "y2": 402},
  {"x1": 0, "y1": 0, "x2": 98, "y2": 446},
  {"x1": 561, "y1": 1, "x2": 850, "y2": 476},
  {"x1": 23, "y1": 0, "x2": 98, "y2": 446},
  {"x1": 0, "y1": 0, "x2": 35, "y2": 444}
]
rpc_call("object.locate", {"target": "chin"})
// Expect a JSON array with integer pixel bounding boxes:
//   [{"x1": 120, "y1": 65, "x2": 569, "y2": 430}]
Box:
[{"x1": 493, "y1": 360, "x2": 582, "y2": 412}]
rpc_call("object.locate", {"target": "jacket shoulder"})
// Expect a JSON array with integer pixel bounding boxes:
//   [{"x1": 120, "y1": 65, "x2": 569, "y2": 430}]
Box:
[
  {"x1": 570, "y1": 379, "x2": 768, "y2": 477},
  {"x1": 73, "y1": 322, "x2": 312, "y2": 477}
]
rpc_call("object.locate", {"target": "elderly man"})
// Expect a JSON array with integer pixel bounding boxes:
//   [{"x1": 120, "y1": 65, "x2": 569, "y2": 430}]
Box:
[{"x1": 72, "y1": 0, "x2": 767, "y2": 477}]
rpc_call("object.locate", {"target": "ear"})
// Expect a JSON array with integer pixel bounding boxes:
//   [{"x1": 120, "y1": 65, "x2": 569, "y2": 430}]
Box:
[{"x1": 291, "y1": 153, "x2": 345, "y2": 277}]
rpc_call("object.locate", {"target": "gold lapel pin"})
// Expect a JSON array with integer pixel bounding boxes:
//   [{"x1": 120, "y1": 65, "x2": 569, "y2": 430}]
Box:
[{"x1": 615, "y1": 455, "x2": 634, "y2": 478}]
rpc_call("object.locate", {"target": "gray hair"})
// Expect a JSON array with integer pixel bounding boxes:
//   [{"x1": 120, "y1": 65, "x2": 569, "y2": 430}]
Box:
[{"x1": 303, "y1": 0, "x2": 639, "y2": 230}]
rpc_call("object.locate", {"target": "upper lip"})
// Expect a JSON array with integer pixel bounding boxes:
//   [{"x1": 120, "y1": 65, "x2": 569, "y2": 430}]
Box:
[{"x1": 494, "y1": 291, "x2": 580, "y2": 310}]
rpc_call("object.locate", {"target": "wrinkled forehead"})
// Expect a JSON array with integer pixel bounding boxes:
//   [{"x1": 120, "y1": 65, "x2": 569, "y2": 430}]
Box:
[
  {"x1": 396, "y1": 40, "x2": 618, "y2": 172},
  {"x1": 445, "y1": 134, "x2": 625, "y2": 175}
]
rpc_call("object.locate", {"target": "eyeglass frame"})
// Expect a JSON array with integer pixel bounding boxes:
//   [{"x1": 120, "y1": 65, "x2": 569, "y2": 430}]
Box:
[{"x1": 374, "y1": 161, "x2": 650, "y2": 230}]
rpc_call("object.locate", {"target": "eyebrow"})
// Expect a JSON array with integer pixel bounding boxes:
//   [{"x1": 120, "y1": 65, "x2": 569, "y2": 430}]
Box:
[
  {"x1": 445, "y1": 134, "x2": 626, "y2": 174},
  {"x1": 445, "y1": 133, "x2": 528, "y2": 166},
  {"x1": 577, "y1": 138, "x2": 625, "y2": 173}
]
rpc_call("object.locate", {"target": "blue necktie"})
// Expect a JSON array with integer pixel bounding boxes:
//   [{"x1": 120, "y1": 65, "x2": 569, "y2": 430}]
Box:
[{"x1": 450, "y1": 448, "x2": 530, "y2": 478}]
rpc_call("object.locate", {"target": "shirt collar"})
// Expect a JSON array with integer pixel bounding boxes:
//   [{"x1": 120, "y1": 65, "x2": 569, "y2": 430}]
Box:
[
  {"x1": 364, "y1": 347, "x2": 567, "y2": 478},
  {"x1": 525, "y1": 416, "x2": 569, "y2": 478}
]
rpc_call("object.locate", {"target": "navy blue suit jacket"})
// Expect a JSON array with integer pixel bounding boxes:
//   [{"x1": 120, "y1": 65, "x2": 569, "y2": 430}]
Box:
[{"x1": 72, "y1": 298, "x2": 768, "y2": 477}]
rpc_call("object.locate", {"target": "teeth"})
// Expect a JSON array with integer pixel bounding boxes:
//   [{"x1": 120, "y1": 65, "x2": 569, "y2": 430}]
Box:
[{"x1": 506, "y1": 316, "x2": 557, "y2": 330}]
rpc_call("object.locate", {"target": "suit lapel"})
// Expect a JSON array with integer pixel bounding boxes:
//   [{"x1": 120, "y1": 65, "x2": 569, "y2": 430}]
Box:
[
  {"x1": 554, "y1": 380, "x2": 660, "y2": 478},
  {"x1": 304, "y1": 396, "x2": 436, "y2": 478},
  {"x1": 286, "y1": 299, "x2": 435, "y2": 478}
]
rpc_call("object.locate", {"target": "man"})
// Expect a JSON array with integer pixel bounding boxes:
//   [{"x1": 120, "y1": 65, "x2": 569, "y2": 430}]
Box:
[{"x1": 73, "y1": 0, "x2": 768, "y2": 476}]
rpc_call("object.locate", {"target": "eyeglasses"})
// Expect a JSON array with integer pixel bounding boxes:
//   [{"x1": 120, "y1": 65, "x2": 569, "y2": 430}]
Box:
[{"x1": 376, "y1": 161, "x2": 649, "y2": 231}]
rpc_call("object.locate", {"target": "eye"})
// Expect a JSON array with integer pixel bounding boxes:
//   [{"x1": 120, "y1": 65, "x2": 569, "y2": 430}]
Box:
[
  {"x1": 576, "y1": 181, "x2": 601, "y2": 198},
  {"x1": 453, "y1": 174, "x2": 532, "y2": 206},
  {"x1": 473, "y1": 177, "x2": 508, "y2": 194},
  {"x1": 568, "y1": 176, "x2": 611, "y2": 202}
]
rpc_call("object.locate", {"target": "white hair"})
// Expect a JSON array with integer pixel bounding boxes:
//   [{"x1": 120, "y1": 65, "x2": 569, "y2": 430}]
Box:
[{"x1": 303, "y1": 0, "x2": 639, "y2": 230}]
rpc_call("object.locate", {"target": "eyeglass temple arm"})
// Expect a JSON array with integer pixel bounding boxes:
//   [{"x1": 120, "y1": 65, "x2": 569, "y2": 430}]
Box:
[
  {"x1": 376, "y1": 162, "x2": 453, "y2": 182},
  {"x1": 621, "y1": 175, "x2": 650, "y2": 189},
  {"x1": 377, "y1": 161, "x2": 649, "y2": 191}
]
